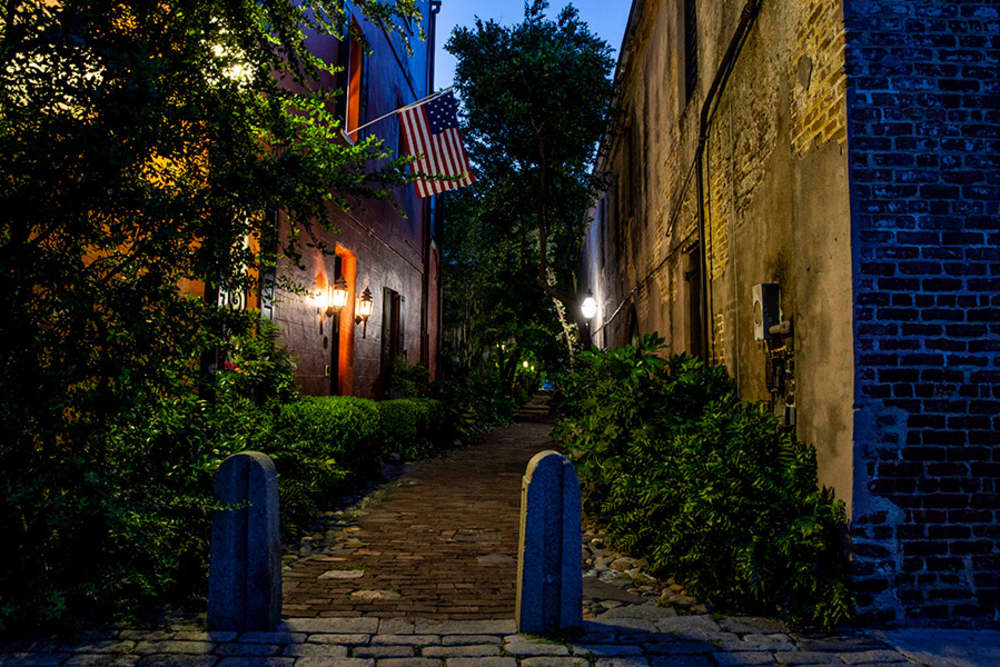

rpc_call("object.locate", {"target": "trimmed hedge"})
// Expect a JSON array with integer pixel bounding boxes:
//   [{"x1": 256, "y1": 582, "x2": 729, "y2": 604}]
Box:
[
  {"x1": 276, "y1": 396, "x2": 384, "y2": 479},
  {"x1": 378, "y1": 398, "x2": 450, "y2": 460},
  {"x1": 263, "y1": 395, "x2": 450, "y2": 538},
  {"x1": 552, "y1": 334, "x2": 852, "y2": 629}
]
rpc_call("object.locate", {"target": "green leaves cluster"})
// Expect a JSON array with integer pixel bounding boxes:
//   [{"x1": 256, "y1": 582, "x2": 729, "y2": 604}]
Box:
[
  {"x1": 553, "y1": 334, "x2": 853, "y2": 629},
  {"x1": 1, "y1": 309, "x2": 291, "y2": 633}
]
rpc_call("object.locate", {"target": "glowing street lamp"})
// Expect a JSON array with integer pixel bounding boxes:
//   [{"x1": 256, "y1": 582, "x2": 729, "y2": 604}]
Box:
[{"x1": 581, "y1": 290, "x2": 597, "y2": 321}]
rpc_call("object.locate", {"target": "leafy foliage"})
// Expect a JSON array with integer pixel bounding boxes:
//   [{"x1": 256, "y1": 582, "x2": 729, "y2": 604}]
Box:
[
  {"x1": 553, "y1": 334, "x2": 853, "y2": 629},
  {"x1": 267, "y1": 395, "x2": 381, "y2": 540},
  {"x1": 0, "y1": 0, "x2": 427, "y2": 632},
  {"x1": 268, "y1": 395, "x2": 452, "y2": 538},
  {"x1": 446, "y1": 0, "x2": 614, "y2": 302},
  {"x1": 387, "y1": 356, "x2": 431, "y2": 398},
  {"x1": 433, "y1": 358, "x2": 517, "y2": 442},
  {"x1": 378, "y1": 398, "x2": 450, "y2": 460},
  {"x1": 441, "y1": 0, "x2": 616, "y2": 384},
  {"x1": 0, "y1": 301, "x2": 463, "y2": 633},
  {"x1": 0, "y1": 308, "x2": 289, "y2": 633}
]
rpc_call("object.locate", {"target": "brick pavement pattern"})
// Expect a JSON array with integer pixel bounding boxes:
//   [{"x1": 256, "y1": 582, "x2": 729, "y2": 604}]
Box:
[{"x1": 282, "y1": 422, "x2": 552, "y2": 620}]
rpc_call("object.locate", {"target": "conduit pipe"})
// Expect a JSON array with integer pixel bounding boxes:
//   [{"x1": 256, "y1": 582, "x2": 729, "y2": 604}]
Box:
[{"x1": 695, "y1": 0, "x2": 762, "y2": 359}]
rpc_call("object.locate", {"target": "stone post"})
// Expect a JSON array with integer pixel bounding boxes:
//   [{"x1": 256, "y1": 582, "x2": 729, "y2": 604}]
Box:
[
  {"x1": 515, "y1": 450, "x2": 583, "y2": 634},
  {"x1": 208, "y1": 451, "x2": 282, "y2": 632}
]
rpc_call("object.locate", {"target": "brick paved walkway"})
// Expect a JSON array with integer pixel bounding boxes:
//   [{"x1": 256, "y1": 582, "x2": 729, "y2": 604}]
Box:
[{"x1": 281, "y1": 422, "x2": 552, "y2": 620}]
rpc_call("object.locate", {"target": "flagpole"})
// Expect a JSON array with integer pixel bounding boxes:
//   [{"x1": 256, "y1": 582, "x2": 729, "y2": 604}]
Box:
[{"x1": 349, "y1": 86, "x2": 455, "y2": 136}]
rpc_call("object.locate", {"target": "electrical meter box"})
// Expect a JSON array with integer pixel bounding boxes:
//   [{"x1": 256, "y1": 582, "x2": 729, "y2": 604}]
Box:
[{"x1": 753, "y1": 283, "x2": 781, "y2": 341}]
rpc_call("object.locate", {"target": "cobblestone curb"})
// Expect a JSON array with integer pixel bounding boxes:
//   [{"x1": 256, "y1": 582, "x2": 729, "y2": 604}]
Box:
[{"x1": 0, "y1": 615, "x2": 918, "y2": 666}]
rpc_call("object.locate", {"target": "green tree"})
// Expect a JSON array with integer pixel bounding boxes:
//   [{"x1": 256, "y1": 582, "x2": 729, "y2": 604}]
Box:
[
  {"x1": 0, "y1": 0, "x2": 422, "y2": 631},
  {"x1": 444, "y1": 0, "x2": 615, "y2": 365}
]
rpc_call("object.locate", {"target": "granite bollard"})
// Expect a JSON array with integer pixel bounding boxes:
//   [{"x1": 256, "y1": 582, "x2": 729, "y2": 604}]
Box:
[
  {"x1": 515, "y1": 450, "x2": 583, "y2": 634},
  {"x1": 208, "y1": 451, "x2": 281, "y2": 632}
]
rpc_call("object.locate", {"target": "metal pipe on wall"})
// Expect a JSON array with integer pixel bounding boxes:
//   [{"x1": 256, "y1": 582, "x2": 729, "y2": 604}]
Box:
[{"x1": 695, "y1": 0, "x2": 762, "y2": 361}]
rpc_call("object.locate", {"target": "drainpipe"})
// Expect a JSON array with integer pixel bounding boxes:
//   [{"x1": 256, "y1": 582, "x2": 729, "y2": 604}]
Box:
[
  {"x1": 420, "y1": 1, "x2": 441, "y2": 368},
  {"x1": 695, "y1": 0, "x2": 762, "y2": 360}
]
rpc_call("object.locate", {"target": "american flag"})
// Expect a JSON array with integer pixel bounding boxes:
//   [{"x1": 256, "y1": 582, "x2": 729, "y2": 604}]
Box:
[{"x1": 398, "y1": 91, "x2": 474, "y2": 198}]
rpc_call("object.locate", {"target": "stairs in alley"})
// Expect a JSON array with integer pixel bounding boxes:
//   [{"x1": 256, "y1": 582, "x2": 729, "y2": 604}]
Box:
[{"x1": 514, "y1": 393, "x2": 553, "y2": 422}]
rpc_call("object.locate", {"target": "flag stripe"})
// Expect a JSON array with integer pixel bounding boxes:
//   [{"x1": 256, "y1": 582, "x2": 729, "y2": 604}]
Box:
[
  {"x1": 412, "y1": 107, "x2": 439, "y2": 195},
  {"x1": 397, "y1": 92, "x2": 474, "y2": 198},
  {"x1": 399, "y1": 108, "x2": 421, "y2": 196}
]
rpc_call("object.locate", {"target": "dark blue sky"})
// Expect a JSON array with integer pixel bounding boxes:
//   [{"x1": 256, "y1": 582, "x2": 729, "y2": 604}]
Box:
[{"x1": 434, "y1": 1, "x2": 631, "y2": 89}]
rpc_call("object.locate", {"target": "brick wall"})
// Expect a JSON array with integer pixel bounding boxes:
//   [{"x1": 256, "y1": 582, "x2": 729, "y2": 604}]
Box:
[{"x1": 844, "y1": 0, "x2": 999, "y2": 624}]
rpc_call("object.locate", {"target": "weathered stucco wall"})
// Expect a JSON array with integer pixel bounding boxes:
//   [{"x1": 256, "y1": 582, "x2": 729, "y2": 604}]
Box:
[{"x1": 582, "y1": 0, "x2": 855, "y2": 511}]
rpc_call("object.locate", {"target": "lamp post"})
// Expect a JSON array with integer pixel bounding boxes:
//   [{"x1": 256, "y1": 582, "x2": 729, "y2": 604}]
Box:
[{"x1": 580, "y1": 289, "x2": 597, "y2": 347}]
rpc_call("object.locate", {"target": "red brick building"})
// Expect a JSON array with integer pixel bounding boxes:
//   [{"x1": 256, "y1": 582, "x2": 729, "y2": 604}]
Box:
[{"x1": 262, "y1": 1, "x2": 444, "y2": 398}]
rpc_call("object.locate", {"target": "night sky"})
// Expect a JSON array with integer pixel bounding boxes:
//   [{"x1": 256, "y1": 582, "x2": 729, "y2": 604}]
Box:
[{"x1": 434, "y1": 0, "x2": 632, "y2": 89}]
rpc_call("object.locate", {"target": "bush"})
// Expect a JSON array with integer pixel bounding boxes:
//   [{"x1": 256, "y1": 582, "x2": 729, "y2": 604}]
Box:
[
  {"x1": 0, "y1": 310, "x2": 299, "y2": 635},
  {"x1": 0, "y1": 302, "x2": 467, "y2": 634},
  {"x1": 263, "y1": 395, "x2": 453, "y2": 537},
  {"x1": 379, "y1": 398, "x2": 450, "y2": 460},
  {"x1": 387, "y1": 356, "x2": 431, "y2": 398},
  {"x1": 432, "y1": 360, "x2": 515, "y2": 441},
  {"x1": 552, "y1": 333, "x2": 852, "y2": 629},
  {"x1": 263, "y1": 396, "x2": 381, "y2": 537},
  {"x1": 274, "y1": 396, "x2": 383, "y2": 478}
]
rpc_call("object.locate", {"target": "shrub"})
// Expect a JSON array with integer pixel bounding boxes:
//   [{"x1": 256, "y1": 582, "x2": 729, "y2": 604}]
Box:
[
  {"x1": 379, "y1": 398, "x2": 450, "y2": 460},
  {"x1": 552, "y1": 333, "x2": 852, "y2": 629},
  {"x1": 265, "y1": 396, "x2": 381, "y2": 537},
  {"x1": 274, "y1": 396, "x2": 383, "y2": 477},
  {"x1": 0, "y1": 310, "x2": 297, "y2": 635},
  {"x1": 0, "y1": 304, "x2": 462, "y2": 634},
  {"x1": 388, "y1": 356, "x2": 431, "y2": 398},
  {"x1": 432, "y1": 361, "x2": 515, "y2": 442}
]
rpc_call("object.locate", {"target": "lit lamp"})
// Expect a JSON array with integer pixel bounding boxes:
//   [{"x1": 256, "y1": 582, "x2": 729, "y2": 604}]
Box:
[
  {"x1": 325, "y1": 276, "x2": 349, "y2": 317},
  {"x1": 581, "y1": 289, "x2": 597, "y2": 347},
  {"x1": 354, "y1": 286, "x2": 374, "y2": 338},
  {"x1": 581, "y1": 290, "x2": 597, "y2": 321}
]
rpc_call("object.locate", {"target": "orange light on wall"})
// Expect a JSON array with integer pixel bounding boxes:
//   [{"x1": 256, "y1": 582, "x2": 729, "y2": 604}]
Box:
[{"x1": 354, "y1": 286, "x2": 374, "y2": 338}]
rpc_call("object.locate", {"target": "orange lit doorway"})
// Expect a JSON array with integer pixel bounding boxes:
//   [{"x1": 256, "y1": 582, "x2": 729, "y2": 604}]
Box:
[{"x1": 330, "y1": 247, "x2": 356, "y2": 396}]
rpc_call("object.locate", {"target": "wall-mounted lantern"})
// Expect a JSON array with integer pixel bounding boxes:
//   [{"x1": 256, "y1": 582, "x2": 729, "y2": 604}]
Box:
[
  {"x1": 354, "y1": 286, "x2": 374, "y2": 338},
  {"x1": 325, "y1": 276, "x2": 349, "y2": 317}
]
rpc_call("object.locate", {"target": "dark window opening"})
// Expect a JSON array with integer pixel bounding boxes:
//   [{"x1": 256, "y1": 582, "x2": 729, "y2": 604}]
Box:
[
  {"x1": 684, "y1": 0, "x2": 698, "y2": 101},
  {"x1": 337, "y1": 17, "x2": 366, "y2": 141},
  {"x1": 685, "y1": 245, "x2": 703, "y2": 358},
  {"x1": 379, "y1": 287, "x2": 405, "y2": 397}
]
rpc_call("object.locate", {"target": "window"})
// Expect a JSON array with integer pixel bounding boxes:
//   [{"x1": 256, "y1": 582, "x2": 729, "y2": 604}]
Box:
[
  {"x1": 684, "y1": 0, "x2": 698, "y2": 102},
  {"x1": 338, "y1": 17, "x2": 367, "y2": 141},
  {"x1": 379, "y1": 287, "x2": 405, "y2": 396}
]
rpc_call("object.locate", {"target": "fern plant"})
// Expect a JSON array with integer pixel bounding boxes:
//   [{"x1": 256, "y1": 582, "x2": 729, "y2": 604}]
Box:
[{"x1": 552, "y1": 334, "x2": 853, "y2": 629}]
